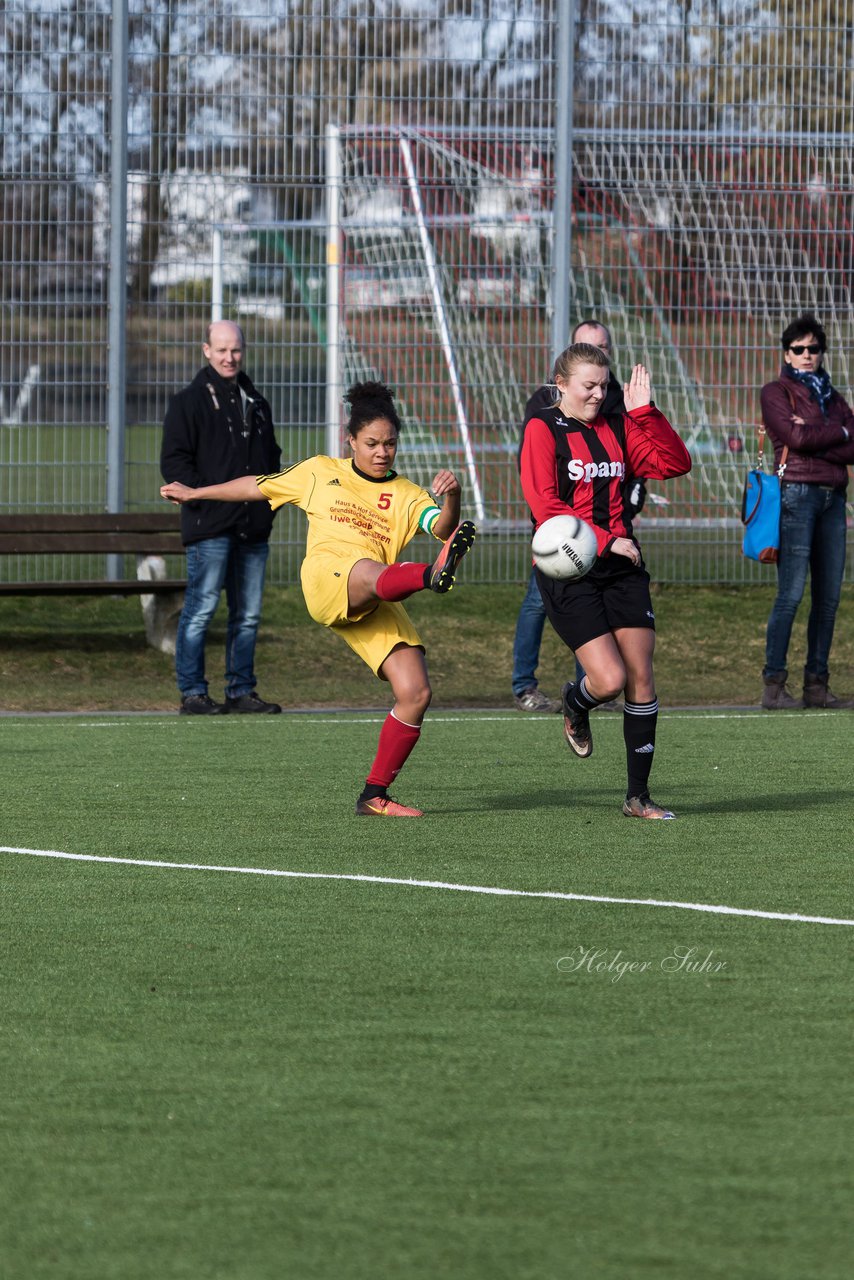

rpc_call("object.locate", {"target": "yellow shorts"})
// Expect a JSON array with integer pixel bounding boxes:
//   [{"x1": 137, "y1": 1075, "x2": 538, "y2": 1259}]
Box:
[{"x1": 301, "y1": 554, "x2": 425, "y2": 678}]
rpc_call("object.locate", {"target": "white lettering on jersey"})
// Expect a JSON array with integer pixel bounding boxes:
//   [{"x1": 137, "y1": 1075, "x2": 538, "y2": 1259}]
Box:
[{"x1": 566, "y1": 459, "x2": 625, "y2": 484}]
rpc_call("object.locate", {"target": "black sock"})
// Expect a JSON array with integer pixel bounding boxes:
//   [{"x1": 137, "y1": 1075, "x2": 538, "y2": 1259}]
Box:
[
  {"x1": 623, "y1": 698, "x2": 658, "y2": 798},
  {"x1": 358, "y1": 783, "x2": 388, "y2": 803},
  {"x1": 567, "y1": 677, "x2": 601, "y2": 712}
]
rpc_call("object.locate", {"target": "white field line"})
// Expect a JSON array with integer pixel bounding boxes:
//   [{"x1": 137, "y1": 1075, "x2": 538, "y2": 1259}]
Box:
[
  {"x1": 2, "y1": 845, "x2": 852, "y2": 928},
  {"x1": 0, "y1": 710, "x2": 809, "y2": 730}
]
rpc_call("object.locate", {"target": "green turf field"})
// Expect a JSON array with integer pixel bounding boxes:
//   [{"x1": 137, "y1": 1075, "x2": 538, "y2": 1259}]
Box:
[{"x1": 2, "y1": 709, "x2": 851, "y2": 1279}]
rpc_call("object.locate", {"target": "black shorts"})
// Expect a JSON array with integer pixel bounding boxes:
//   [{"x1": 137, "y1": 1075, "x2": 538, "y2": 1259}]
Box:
[{"x1": 535, "y1": 563, "x2": 656, "y2": 651}]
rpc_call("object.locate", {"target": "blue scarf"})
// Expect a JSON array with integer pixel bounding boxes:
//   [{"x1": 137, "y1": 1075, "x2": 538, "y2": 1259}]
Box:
[{"x1": 784, "y1": 363, "x2": 834, "y2": 417}]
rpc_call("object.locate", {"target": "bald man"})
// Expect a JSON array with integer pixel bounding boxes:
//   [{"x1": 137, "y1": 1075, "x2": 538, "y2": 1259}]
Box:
[{"x1": 160, "y1": 320, "x2": 283, "y2": 715}]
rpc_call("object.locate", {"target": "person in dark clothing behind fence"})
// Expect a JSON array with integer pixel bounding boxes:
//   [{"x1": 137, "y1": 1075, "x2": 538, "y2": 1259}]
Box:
[{"x1": 160, "y1": 320, "x2": 283, "y2": 715}]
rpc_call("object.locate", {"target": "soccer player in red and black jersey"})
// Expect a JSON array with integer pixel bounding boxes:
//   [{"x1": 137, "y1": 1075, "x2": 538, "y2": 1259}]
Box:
[{"x1": 520, "y1": 343, "x2": 691, "y2": 819}]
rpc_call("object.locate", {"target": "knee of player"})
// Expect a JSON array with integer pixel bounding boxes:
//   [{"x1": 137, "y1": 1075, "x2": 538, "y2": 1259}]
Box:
[
  {"x1": 412, "y1": 681, "x2": 432, "y2": 716},
  {"x1": 585, "y1": 666, "x2": 625, "y2": 702}
]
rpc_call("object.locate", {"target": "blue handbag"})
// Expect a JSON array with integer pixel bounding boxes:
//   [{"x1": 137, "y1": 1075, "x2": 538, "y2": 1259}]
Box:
[{"x1": 741, "y1": 424, "x2": 789, "y2": 564}]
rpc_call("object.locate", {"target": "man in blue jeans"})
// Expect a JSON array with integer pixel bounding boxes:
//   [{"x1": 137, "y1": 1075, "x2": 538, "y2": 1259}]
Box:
[
  {"x1": 161, "y1": 320, "x2": 283, "y2": 715},
  {"x1": 512, "y1": 320, "x2": 645, "y2": 712}
]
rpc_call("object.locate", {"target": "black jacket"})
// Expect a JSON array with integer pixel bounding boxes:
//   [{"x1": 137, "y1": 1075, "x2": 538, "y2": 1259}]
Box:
[{"x1": 160, "y1": 366, "x2": 282, "y2": 545}]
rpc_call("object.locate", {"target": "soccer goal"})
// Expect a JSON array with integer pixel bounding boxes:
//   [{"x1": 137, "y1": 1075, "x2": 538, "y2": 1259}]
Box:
[
  {"x1": 328, "y1": 123, "x2": 555, "y2": 528},
  {"x1": 327, "y1": 124, "x2": 753, "y2": 541}
]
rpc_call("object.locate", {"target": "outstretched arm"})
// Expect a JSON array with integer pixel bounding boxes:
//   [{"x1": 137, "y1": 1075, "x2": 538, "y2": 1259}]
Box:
[{"x1": 160, "y1": 476, "x2": 267, "y2": 505}]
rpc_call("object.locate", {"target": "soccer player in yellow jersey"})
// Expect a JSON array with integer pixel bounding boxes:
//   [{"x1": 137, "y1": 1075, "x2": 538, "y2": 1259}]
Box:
[{"x1": 161, "y1": 380, "x2": 476, "y2": 817}]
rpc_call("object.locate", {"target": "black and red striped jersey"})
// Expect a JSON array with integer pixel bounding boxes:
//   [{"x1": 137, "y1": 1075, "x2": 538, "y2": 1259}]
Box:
[{"x1": 520, "y1": 402, "x2": 691, "y2": 558}]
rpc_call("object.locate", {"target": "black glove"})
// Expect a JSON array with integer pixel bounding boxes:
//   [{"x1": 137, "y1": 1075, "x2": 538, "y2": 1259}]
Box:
[{"x1": 626, "y1": 478, "x2": 647, "y2": 517}]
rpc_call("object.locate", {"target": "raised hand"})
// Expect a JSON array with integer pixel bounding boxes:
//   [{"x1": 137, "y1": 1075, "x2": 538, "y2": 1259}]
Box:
[
  {"x1": 623, "y1": 364, "x2": 652, "y2": 413},
  {"x1": 430, "y1": 469, "x2": 462, "y2": 499}
]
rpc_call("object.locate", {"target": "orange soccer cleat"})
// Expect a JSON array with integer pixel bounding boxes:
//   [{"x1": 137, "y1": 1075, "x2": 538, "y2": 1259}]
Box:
[
  {"x1": 561, "y1": 682, "x2": 593, "y2": 758},
  {"x1": 355, "y1": 795, "x2": 425, "y2": 818},
  {"x1": 429, "y1": 520, "x2": 477, "y2": 593},
  {"x1": 622, "y1": 795, "x2": 676, "y2": 820}
]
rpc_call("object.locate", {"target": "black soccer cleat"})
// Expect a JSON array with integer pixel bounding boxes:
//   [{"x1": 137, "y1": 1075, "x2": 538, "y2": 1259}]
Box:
[
  {"x1": 429, "y1": 520, "x2": 477, "y2": 593},
  {"x1": 562, "y1": 681, "x2": 593, "y2": 758}
]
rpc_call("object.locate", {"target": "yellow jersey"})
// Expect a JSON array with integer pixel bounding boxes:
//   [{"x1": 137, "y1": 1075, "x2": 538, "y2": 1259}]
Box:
[{"x1": 256, "y1": 456, "x2": 441, "y2": 565}]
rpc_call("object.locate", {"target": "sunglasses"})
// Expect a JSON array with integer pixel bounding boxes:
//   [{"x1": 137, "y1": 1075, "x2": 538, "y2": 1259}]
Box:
[{"x1": 788, "y1": 344, "x2": 822, "y2": 355}]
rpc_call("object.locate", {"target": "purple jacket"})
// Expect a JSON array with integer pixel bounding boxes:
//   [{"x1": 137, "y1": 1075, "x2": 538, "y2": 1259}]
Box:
[{"x1": 760, "y1": 373, "x2": 854, "y2": 488}]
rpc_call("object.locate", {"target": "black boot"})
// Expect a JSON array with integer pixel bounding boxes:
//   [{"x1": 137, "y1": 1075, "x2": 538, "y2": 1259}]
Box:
[
  {"x1": 802, "y1": 673, "x2": 854, "y2": 709},
  {"x1": 761, "y1": 673, "x2": 801, "y2": 710}
]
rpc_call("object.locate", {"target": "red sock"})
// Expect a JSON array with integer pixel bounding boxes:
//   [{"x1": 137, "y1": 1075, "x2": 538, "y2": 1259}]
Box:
[
  {"x1": 374, "y1": 562, "x2": 430, "y2": 601},
  {"x1": 365, "y1": 711, "x2": 422, "y2": 787}
]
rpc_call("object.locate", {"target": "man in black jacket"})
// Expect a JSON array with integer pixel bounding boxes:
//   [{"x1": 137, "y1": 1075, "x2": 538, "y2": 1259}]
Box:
[{"x1": 160, "y1": 320, "x2": 283, "y2": 715}]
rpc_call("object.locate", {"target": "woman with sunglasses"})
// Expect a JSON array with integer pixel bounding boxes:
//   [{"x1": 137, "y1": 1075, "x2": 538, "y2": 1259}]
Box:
[{"x1": 760, "y1": 313, "x2": 854, "y2": 709}]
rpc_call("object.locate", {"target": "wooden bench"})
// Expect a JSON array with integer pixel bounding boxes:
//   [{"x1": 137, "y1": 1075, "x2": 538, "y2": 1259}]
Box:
[
  {"x1": 0, "y1": 512, "x2": 186, "y2": 595},
  {"x1": 0, "y1": 512, "x2": 186, "y2": 651}
]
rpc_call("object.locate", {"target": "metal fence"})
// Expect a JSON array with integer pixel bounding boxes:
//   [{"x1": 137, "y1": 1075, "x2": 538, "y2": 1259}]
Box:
[{"x1": 1, "y1": 1, "x2": 853, "y2": 587}]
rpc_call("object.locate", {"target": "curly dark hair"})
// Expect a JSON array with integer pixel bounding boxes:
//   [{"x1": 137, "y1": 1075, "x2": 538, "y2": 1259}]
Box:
[
  {"x1": 780, "y1": 313, "x2": 827, "y2": 352},
  {"x1": 345, "y1": 380, "x2": 402, "y2": 436}
]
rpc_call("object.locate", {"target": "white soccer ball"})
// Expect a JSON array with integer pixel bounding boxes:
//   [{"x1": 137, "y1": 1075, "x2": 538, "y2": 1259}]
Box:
[{"x1": 532, "y1": 513, "x2": 598, "y2": 581}]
